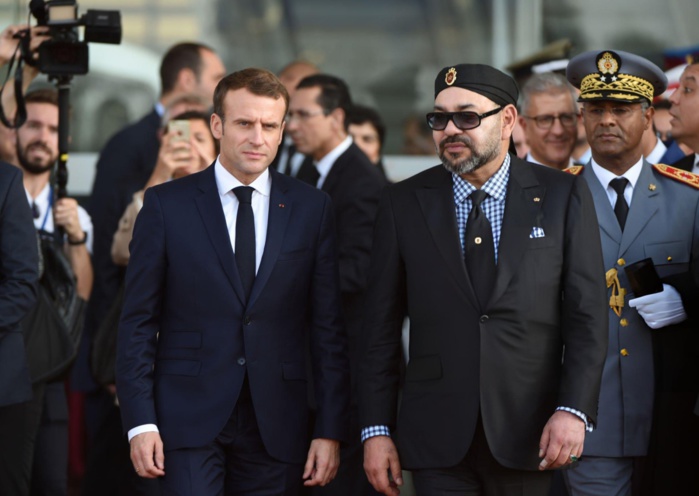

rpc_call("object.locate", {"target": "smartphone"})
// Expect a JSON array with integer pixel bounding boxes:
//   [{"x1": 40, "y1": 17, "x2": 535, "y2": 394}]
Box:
[{"x1": 168, "y1": 119, "x2": 190, "y2": 143}]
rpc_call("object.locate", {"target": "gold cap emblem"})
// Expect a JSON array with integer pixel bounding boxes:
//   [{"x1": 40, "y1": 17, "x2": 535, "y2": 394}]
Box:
[
  {"x1": 445, "y1": 67, "x2": 457, "y2": 86},
  {"x1": 597, "y1": 52, "x2": 619, "y2": 76}
]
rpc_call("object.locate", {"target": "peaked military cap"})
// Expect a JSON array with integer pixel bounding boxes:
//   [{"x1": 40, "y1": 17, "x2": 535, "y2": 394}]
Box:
[{"x1": 566, "y1": 50, "x2": 667, "y2": 104}]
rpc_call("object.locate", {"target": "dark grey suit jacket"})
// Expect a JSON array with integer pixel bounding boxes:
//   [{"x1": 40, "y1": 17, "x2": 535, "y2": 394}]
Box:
[{"x1": 359, "y1": 156, "x2": 608, "y2": 471}]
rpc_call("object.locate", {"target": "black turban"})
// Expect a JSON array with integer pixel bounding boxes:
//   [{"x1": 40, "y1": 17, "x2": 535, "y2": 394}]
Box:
[{"x1": 434, "y1": 64, "x2": 519, "y2": 107}]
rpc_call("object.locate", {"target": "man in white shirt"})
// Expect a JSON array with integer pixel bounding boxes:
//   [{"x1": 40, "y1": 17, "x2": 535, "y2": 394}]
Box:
[
  {"x1": 13, "y1": 88, "x2": 93, "y2": 496},
  {"x1": 286, "y1": 73, "x2": 386, "y2": 496},
  {"x1": 518, "y1": 72, "x2": 580, "y2": 170}
]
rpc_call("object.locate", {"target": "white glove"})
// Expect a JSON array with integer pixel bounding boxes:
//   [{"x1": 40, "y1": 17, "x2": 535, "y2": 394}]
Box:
[{"x1": 629, "y1": 284, "x2": 688, "y2": 329}]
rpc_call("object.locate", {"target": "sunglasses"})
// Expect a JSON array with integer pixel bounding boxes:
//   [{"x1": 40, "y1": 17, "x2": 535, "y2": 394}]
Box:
[{"x1": 426, "y1": 107, "x2": 503, "y2": 131}]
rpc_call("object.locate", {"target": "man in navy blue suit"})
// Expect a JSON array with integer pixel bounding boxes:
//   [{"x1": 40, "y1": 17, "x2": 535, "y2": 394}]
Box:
[
  {"x1": 116, "y1": 68, "x2": 350, "y2": 495},
  {"x1": 0, "y1": 161, "x2": 39, "y2": 495}
]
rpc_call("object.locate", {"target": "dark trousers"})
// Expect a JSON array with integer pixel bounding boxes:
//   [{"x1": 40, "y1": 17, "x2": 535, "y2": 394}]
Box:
[
  {"x1": 160, "y1": 377, "x2": 305, "y2": 496},
  {"x1": 80, "y1": 391, "x2": 159, "y2": 496},
  {"x1": 0, "y1": 384, "x2": 44, "y2": 496},
  {"x1": 412, "y1": 416, "x2": 553, "y2": 496},
  {"x1": 31, "y1": 381, "x2": 69, "y2": 496}
]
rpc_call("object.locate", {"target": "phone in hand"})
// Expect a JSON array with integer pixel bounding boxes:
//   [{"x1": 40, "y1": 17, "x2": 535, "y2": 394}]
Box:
[{"x1": 168, "y1": 119, "x2": 190, "y2": 143}]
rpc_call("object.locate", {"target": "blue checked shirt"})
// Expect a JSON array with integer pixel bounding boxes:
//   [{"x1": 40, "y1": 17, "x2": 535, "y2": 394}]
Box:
[
  {"x1": 453, "y1": 154, "x2": 510, "y2": 261},
  {"x1": 361, "y1": 155, "x2": 590, "y2": 443}
]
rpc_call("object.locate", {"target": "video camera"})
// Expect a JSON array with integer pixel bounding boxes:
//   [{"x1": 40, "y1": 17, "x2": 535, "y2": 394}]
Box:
[{"x1": 27, "y1": 0, "x2": 122, "y2": 77}]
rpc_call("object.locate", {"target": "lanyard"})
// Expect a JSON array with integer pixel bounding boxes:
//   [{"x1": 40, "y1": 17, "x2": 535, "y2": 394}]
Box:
[{"x1": 39, "y1": 187, "x2": 53, "y2": 232}]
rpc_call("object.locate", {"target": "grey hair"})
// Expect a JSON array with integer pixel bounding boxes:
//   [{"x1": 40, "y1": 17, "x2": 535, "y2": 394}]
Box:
[{"x1": 518, "y1": 72, "x2": 579, "y2": 115}]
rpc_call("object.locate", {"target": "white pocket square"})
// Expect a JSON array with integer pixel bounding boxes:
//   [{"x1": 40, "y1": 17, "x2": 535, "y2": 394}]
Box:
[{"x1": 530, "y1": 227, "x2": 545, "y2": 239}]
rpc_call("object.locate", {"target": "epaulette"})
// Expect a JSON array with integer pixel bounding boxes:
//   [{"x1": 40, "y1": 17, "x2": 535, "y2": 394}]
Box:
[
  {"x1": 563, "y1": 165, "x2": 583, "y2": 176},
  {"x1": 653, "y1": 163, "x2": 699, "y2": 190}
]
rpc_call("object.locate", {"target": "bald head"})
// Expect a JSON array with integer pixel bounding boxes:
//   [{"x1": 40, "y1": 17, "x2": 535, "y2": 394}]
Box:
[{"x1": 278, "y1": 61, "x2": 319, "y2": 99}]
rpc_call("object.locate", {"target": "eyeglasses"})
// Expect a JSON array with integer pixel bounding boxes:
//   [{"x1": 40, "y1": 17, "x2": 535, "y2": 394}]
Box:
[
  {"x1": 286, "y1": 109, "x2": 326, "y2": 122},
  {"x1": 425, "y1": 107, "x2": 503, "y2": 131},
  {"x1": 523, "y1": 113, "x2": 579, "y2": 129}
]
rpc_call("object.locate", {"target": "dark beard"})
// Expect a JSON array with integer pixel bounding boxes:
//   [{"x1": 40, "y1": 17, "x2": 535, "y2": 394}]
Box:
[
  {"x1": 16, "y1": 141, "x2": 55, "y2": 175},
  {"x1": 438, "y1": 134, "x2": 500, "y2": 175}
]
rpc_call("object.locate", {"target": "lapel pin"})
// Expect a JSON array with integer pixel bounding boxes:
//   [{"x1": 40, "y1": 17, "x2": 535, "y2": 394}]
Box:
[
  {"x1": 648, "y1": 184, "x2": 656, "y2": 191},
  {"x1": 533, "y1": 197, "x2": 541, "y2": 202},
  {"x1": 278, "y1": 203, "x2": 285, "y2": 208}
]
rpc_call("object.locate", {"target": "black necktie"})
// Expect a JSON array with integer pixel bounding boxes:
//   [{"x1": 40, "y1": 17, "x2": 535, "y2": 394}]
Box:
[
  {"x1": 31, "y1": 202, "x2": 40, "y2": 219},
  {"x1": 233, "y1": 186, "x2": 256, "y2": 301},
  {"x1": 465, "y1": 190, "x2": 495, "y2": 310},
  {"x1": 610, "y1": 177, "x2": 629, "y2": 230},
  {"x1": 283, "y1": 143, "x2": 296, "y2": 175},
  {"x1": 296, "y1": 157, "x2": 320, "y2": 186}
]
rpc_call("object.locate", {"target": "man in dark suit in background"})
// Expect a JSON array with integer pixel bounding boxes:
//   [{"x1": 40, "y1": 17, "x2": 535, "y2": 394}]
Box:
[
  {"x1": 116, "y1": 68, "x2": 350, "y2": 495},
  {"x1": 75, "y1": 42, "x2": 225, "y2": 494},
  {"x1": 286, "y1": 73, "x2": 386, "y2": 496},
  {"x1": 0, "y1": 161, "x2": 39, "y2": 495},
  {"x1": 669, "y1": 61, "x2": 699, "y2": 173},
  {"x1": 270, "y1": 60, "x2": 319, "y2": 176},
  {"x1": 359, "y1": 64, "x2": 608, "y2": 496}
]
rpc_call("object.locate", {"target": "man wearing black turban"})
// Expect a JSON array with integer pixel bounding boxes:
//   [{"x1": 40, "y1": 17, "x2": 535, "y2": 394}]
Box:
[{"x1": 358, "y1": 63, "x2": 608, "y2": 495}]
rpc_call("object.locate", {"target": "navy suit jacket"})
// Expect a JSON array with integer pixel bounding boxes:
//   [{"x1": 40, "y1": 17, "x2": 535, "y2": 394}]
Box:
[
  {"x1": 0, "y1": 162, "x2": 39, "y2": 407},
  {"x1": 74, "y1": 109, "x2": 161, "y2": 391},
  {"x1": 116, "y1": 165, "x2": 350, "y2": 463}
]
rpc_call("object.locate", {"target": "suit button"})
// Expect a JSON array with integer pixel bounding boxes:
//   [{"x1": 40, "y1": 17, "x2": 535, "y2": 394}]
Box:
[
  {"x1": 243, "y1": 316, "x2": 251, "y2": 326},
  {"x1": 480, "y1": 315, "x2": 489, "y2": 323},
  {"x1": 620, "y1": 318, "x2": 628, "y2": 327},
  {"x1": 620, "y1": 348, "x2": 629, "y2": 357},
  {"x1": 237, "y1": 357, "x2": 246, "y2": 366},
  {"x1": 617, "y1": 258, "x2": 626, "y2": 266}
]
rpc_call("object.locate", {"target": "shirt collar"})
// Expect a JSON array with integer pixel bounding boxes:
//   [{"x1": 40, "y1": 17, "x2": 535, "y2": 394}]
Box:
[
  {"x1": 25, "y1": 182, "x2": 51, "y2": 208},
  {"x1": 644, "y1": 138, "x2": 667, "y2": 165},
  {"x1": 452, "y1": 153, "x2": 511, "y2": 204},
  {"x1": 525, "y1": 152, "x2": 574, "y2": 169},
  {"x1": 315, "y1": 136, "x2": 353, "y2": 178},
  {"x1": 214, "y1": 158, "x2": 271, "y2": 198},
  {"x1": 589, "y1": 155, "x2": 644, "y2": 190}
]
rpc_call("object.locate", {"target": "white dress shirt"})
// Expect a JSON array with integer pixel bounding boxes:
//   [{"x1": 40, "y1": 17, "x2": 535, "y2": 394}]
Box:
[
  {"x1": 590, "y1": 156, "x2": 644, "y2": 209},
  {"x1": 692, "y1": 153, "x2": 699, "y2": 175},
  {"x1": 644, "y1": 138, "x2": 667, "y2": 165},
  {"x1": 214, "y1": 158, "x2": 271, "y2": 272},
  {"x1": 315, "y1": 136, "x2": 352, "y2": 189},
  {"x1": 25, "y1": 183, "x2": 94, "y2": 253}
]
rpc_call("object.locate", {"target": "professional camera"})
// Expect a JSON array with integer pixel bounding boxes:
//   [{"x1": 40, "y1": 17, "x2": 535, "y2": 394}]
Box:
[{"x1": 28, "y1": 0, "x2": 121, "y2": 77}]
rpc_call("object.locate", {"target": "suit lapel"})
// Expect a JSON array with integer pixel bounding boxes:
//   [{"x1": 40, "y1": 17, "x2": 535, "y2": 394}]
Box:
[
  {"x1": 319, "y1": 145, "x2": 351, "y2": 194},
  {"x1": 415, "y1": 168, "x2": 478, "y2": 309},
  {"x1": 194, "y1": 166, "x2": 247, "y2": 306},
  {"x1": 490, "y1": 159, "x2": 544, "y2": 306},
  {"x1": 247, "y1": 170, "x2": 291, "y2": 308},
  {"x1": 619, "y1": 161, "x2": 659, "y2": 257},
  {"x1": 581, "y1": 166, "x2": 623, "y2": 245}
]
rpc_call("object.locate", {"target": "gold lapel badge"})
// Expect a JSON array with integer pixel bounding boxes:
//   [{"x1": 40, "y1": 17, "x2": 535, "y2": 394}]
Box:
[
  {"x1": 445, "y1": 67, "x2": 457, "y2": 86},
  {"x1": 533, "y1": 197, "x2": 541, "y2": 202},
  {"x1": 649, "y1": 183, "x2": 656, "y2": 191}
]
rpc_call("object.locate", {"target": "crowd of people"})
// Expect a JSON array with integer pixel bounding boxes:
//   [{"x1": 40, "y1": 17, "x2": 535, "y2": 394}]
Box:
[{"x1": 1, "y1": 20, "x2": 699, "y2": 496}]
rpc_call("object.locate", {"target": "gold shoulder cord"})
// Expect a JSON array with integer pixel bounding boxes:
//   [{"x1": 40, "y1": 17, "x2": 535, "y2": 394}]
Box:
[{"x1": 606, "y1": 268, "x2": 626, "y2": 317}]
